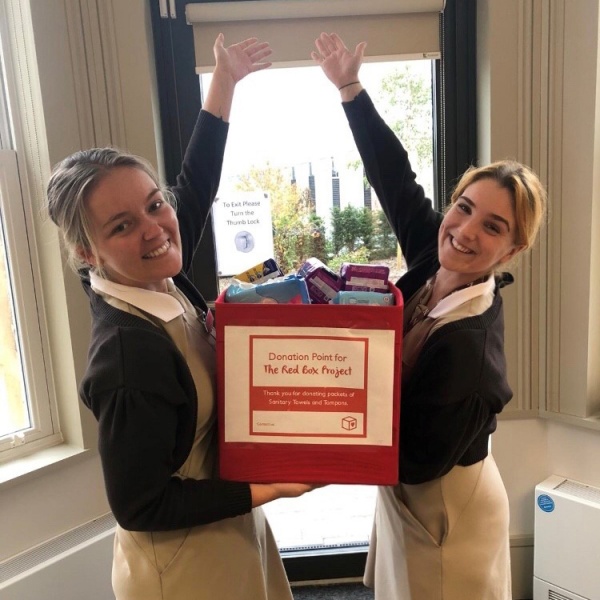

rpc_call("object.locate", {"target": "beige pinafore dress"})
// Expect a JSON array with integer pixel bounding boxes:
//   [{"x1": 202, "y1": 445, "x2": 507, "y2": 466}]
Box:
[
  {"x1": 102, "y1": 284, "x2": 292, "y2": 600},
  {"x1": 364, "y1": 282, "x2": 511, "y2": 600}
]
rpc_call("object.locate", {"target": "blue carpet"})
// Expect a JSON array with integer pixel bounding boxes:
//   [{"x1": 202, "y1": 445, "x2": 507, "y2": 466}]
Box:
[{"x1": 292, "y1": 583, "x2": 374, "y2": 599}]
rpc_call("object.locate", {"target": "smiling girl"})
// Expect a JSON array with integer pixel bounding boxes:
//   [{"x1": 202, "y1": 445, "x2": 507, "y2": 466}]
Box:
[
  {"x1": 46, "y1": 35, "x2": 316, "y2": 600},
  {"x1": 312, "y1": 32, "x2": 546, "y2": 600}
]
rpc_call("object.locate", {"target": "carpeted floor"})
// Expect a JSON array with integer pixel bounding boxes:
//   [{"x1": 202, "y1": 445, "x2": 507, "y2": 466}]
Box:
[{"x1": 292, "y1": 582, "x2": 374, "y2": 599}]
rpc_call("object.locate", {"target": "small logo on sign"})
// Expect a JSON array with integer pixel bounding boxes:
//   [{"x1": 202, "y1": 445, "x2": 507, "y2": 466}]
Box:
[
  {"x1": 537, "y1": 494, "x2": 555, "y2": 513},
  {"x1": 341, "y1": 416, "x2": 357, "y2": 431}
]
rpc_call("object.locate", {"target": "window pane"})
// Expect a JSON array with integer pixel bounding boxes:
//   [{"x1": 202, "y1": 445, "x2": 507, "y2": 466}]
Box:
[
  {"x1": 0, "y1": 24, "x2": 59, "y2": 459},
  {"x1": 202, "y1": 60, "x2": 433, "y2": 550},
  {"x1": 204, "y1": 61, "x2": 433, "y2": 292},
  {"x1": 0, "y1": 214, "x2": 29, "y2": 438},
  {"x1": 0, "y1": 150, "x2": 57, "y2": 457}
]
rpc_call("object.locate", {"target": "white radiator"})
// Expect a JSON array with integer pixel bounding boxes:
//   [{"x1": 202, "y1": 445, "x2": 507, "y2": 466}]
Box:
[
  {"x1": 534, "y1": 475, "x2": 600, "y2": 600},
  {"x1": 0, "y1": 513, "x2": 115, "y2": 600}
]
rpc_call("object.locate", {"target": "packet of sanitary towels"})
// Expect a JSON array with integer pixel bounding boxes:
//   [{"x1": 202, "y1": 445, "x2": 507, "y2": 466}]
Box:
[
  {"x1": 224, "y1": 274, "x2": 311, "y2": 304},
  {"x1": 297, "y1": 257, "x2": 343, "y2": 304},
  {"x1": 340, "y1": 263, "x2": 390, "y2": 293},
  {"x1": 331, "y1": 291, "x2": 395, "y2": 306},
  {"x1": 233, "y1": 258, "x2": 284, "y2": 284}
]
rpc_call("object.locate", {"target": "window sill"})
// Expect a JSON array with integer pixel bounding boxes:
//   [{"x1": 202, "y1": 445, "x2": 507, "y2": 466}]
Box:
[
  {"x1": 539, "y1": 409, "x2": 600, "y2": 432},
  {"x1": 0, "y1": 444, "x2": 91, "y2": 489}
]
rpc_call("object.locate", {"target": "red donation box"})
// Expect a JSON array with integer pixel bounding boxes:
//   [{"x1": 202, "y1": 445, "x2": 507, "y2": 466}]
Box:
[{"x1": 215, "y1": 282, "x2": 403, "y2": 485}]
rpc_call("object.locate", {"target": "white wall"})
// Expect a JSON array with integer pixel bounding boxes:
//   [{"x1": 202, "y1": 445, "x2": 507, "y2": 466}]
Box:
[{"x1": 546, "y1": 421, "x2": 600, "y2": 489}]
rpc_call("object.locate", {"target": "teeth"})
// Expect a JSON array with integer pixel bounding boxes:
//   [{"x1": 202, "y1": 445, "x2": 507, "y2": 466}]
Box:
[
  {"x1": 144, "y1": 240, "x2": 170, "y2": 259},
  {"x1": 451, "y1": 237, "x2": 472, "y2": 254}
]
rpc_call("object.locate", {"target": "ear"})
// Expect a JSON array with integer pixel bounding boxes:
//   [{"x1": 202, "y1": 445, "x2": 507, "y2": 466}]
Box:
[
  {"x1": 497, "y1": 244, "x2": 526, "y2": 265},
  {"x1": 76, "y1": 245, "x2": 98, "y2": 267}
]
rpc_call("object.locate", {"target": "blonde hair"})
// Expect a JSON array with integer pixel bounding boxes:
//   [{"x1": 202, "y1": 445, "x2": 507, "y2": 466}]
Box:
[
  {"x1": 450, "y1": 160, "x2": 546, "y2": 251},
  {"x1": 45, "y1": 148, "x2": 175, "y2": 274}
]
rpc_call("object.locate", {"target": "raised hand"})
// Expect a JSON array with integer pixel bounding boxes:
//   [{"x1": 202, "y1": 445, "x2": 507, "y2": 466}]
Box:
[
  {"x1": 311, "y1": 32, "x2": 366, "y2": 90},
  {"x1": 213, "y1": 33, "x2": 273, "y2": 85},
  {"x1": 204, "y1": 33, "x2": 272, "y2": 120}
]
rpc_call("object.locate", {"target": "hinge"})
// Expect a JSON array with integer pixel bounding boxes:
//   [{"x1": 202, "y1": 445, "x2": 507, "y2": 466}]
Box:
[
  {"x1": 159, "y1": 0, "x2": 176, "y2": 19},
  {"x1": 159, "y1": 0, "x2": 168, "y2": 18}
]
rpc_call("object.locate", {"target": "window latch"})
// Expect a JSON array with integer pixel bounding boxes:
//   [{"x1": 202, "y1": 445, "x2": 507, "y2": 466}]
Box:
[{"x1": 10, "y1": 432, "x2": 25, "y2": 448}]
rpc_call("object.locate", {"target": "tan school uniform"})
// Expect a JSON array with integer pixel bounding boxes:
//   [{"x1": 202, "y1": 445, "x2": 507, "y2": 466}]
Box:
[
  {"x1": 364, "y1": 275, "x2": 511, "y2": 600},
  {"x1": 92, "y1": 275, "x2": 292, "y2": 600}
]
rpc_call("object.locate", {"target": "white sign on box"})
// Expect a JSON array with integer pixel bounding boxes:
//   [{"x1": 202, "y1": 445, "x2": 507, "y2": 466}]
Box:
[
  {"x1": 223, "y1": 325, "x2": 395, "y2": 446},
  {"x1": 211, "y1": 190, "x2": 275, "y2": 277}
]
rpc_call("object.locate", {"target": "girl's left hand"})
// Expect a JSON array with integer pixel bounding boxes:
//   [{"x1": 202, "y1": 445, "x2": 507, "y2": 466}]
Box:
[{"x1": 311, "y1": 32, "x2": 366, "y2": 90}]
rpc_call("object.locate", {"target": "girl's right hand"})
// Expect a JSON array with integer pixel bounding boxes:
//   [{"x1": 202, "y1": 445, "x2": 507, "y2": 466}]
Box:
[{"x1": 250, "y1": 482, "x2": 324, "y2": 507}]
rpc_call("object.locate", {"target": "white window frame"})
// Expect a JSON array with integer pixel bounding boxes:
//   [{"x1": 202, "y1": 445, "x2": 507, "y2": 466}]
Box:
[{"x1": 0, "y1": 10, "x2": 61, "y2": 462}]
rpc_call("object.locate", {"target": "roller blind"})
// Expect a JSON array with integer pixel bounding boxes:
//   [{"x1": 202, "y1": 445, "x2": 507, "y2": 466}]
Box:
[{"x1": 187, "y1": 0, "x2": 445, "y2": 73}]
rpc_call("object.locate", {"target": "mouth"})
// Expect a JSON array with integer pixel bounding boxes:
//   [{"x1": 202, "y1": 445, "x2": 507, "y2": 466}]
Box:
[
  {"x1": 450, "y1": 236, "x2": 474, "y2": 254},
  {"x1": 143, "y1": 240, "x2": 171, "y2": 259}
]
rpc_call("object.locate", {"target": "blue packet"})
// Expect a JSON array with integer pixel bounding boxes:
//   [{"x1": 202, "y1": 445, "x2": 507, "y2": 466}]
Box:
[{"x1": 225, "y1": 274, "x2": 311, "y2": 304}]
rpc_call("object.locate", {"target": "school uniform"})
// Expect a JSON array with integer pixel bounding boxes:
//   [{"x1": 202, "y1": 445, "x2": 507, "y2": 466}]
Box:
[
  {"x1": 79, "y1": 110, "x2": 291, "y2": 599},
  {"x1": 342, "y1": 90, "x2": 513, "y2": 599}
]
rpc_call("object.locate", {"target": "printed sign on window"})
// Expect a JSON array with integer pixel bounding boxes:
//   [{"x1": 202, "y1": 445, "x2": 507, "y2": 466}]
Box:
[
  {"x1": 211, "y1": 190, "x2": 275, "y2": 277},
  {"x1": 224, "y1": 325, "x2": 395, "y2": 446}
]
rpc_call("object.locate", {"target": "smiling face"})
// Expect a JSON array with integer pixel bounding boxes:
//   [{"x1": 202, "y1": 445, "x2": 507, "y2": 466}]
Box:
[
  {"x1": 81, "y1": 166, "x2": 182, "y2": 292},
  {"x1": 438, "y1": 177, "x2": 524, "y2": 287}
]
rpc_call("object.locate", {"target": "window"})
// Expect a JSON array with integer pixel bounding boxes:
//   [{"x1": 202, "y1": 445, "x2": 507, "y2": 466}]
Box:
[
  {"x1": 201, "y1": 58, "x2": 434, "y2": 554},
  {"x1": 203, "y1": 60, "x2": 434, "y2": 292},
  {"x1": 0, "y1": 19, "x2": 60, "y2": 462}
]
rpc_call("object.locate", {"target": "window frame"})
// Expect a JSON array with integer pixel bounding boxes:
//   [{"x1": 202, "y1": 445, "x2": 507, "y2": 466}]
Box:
[
  {"x1": 150, "y1": 0, "x2": 477, "y2": 302},
  {"x1": 0, "y1": 14, "x2": 61, "y2": 460},
  {"x1": 149, "y1": 0, "x2": 477, "y2": 581}
]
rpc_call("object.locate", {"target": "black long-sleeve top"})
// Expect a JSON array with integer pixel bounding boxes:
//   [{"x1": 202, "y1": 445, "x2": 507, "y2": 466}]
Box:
[
  {"x1": 343, "y1": 91, "x2": 513, "y2": 484},
  {"x1": 79, "y1": 110, "x2": 252, "y2": 531}
]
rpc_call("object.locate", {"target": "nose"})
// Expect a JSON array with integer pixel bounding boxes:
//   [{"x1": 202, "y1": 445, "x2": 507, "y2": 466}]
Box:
[
  {"x1": 457, "y1": 217, "x2": 477, "y2": 240},
  {"x1": 142, "y1": 217, "x2": 163, "y2": 241}
]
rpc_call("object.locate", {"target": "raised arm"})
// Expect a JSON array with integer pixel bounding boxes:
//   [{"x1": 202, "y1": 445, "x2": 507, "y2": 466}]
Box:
[
  {"x1": 203, "y1": 33, "x2": 272, "y2": 121},
  {"x1": 174, "y1": 34, "x2": 272, "y2": 268},
  {"x1": 311, "y1": 32, "x2": 441, "y2": 268}
]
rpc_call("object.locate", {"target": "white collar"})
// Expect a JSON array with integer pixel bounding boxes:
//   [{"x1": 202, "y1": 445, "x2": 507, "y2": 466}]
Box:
[
  {"x1": 427, "y1": 274, "x2": 495, "y2": 319},
  {"x1": 90, "y1": 272, "x2": 186, "y2": 322}
]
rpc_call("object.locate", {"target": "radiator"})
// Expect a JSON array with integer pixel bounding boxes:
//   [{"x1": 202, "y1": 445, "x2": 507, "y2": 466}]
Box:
[
  {"x1": 533, "y1": 475, "x2": 600, "y2": 600},
  {"x1": 0, "y1": 513, "x2": 115, "y2": 600}
]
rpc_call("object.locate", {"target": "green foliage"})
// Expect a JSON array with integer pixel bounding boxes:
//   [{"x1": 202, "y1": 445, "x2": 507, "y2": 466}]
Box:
[
  {"x1": 370, "y1": 210, "x2": 397, "y2": 260},
  {"x1": 378, "y1": 64, "x2": 433, "y2": 176},
  {"x1": 236, "y1": 165, "x2": 326, "y2": 273},
  {"x1": 327, "y1": 246, "x2": 371, "y2": 274},
  {"x1": 234, "y1": 164, "x2": 399, "y2": 274},
  {"x1": 329, "y1": 206, "x2": 396, "y2": 262},
  {"x1": 330, "y1": 206, "x2": 374, "y2": 253}
]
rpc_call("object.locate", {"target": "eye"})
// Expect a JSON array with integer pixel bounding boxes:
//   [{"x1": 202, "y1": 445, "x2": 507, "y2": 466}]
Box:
[
  {"x1": 484, "y1": 222, "x2": 501, "y2": 234},
  {"x1": 110, "y1": 221, "x2": 130, "y2": 235},
  {"x1": 149, "y1": 199, "x2": 164, "y2": 212},
  {"x1": 148, "y1": 191, "x2": 166, "y2": 212},
  {"x1": 457, "y1": 202, "x2": 471, "y2": 214}
]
